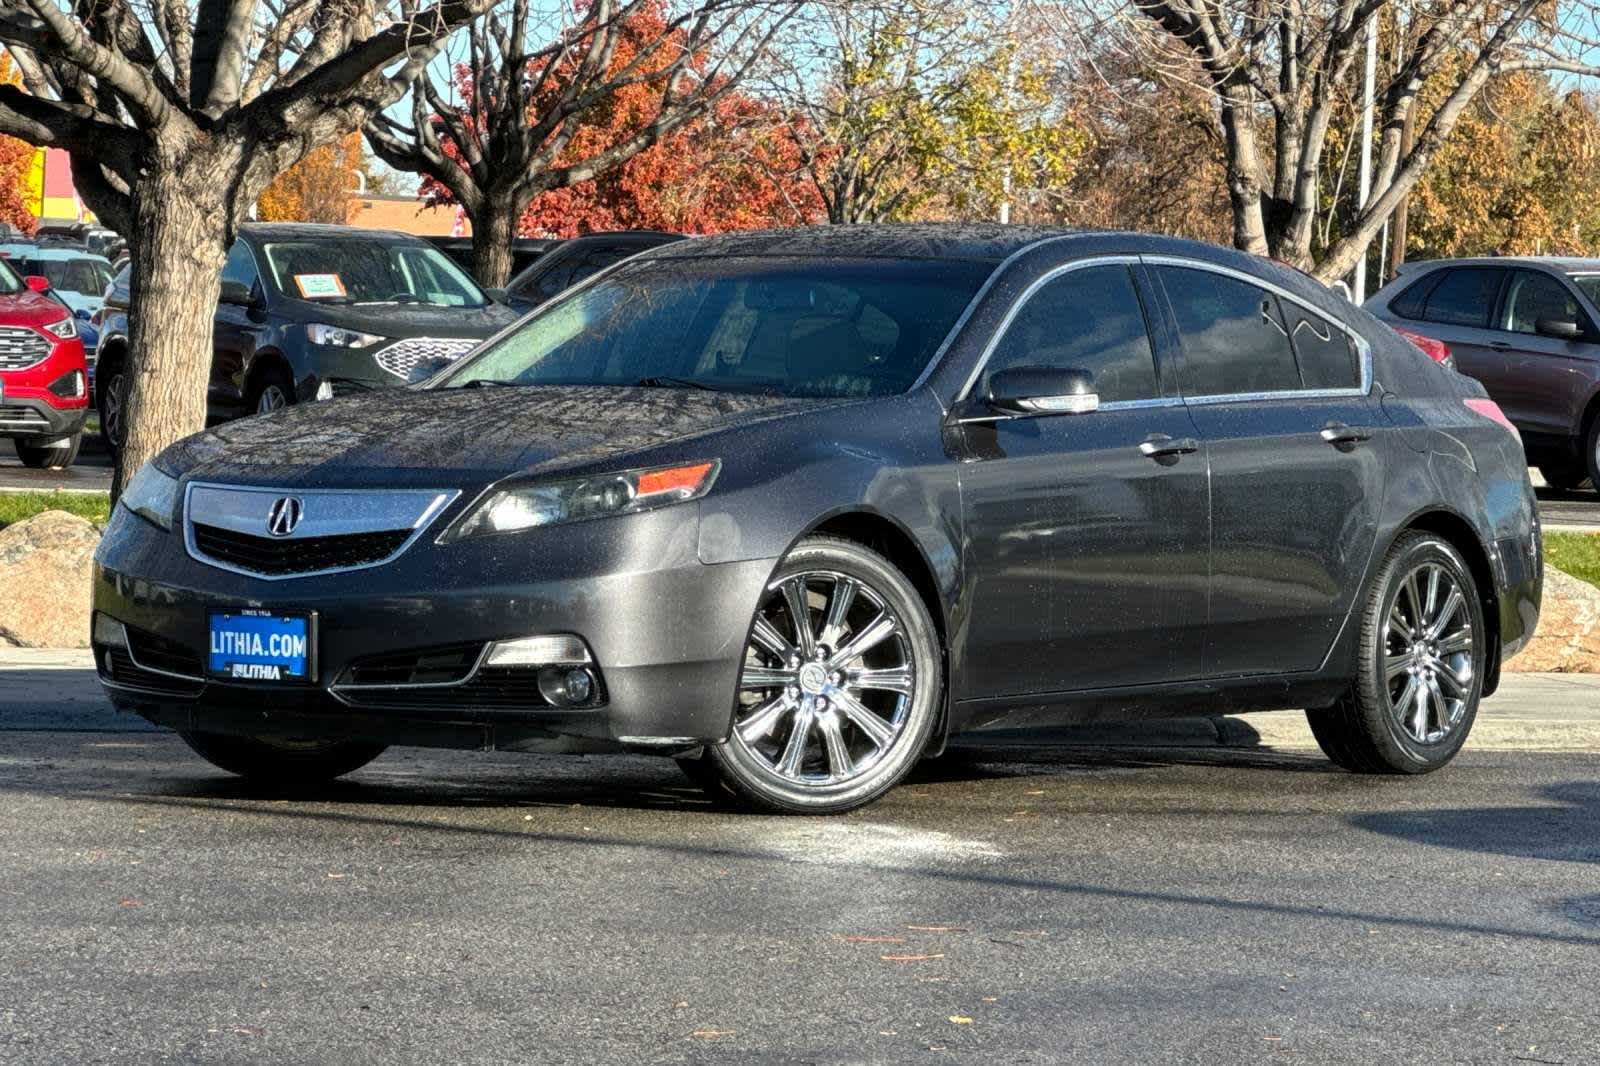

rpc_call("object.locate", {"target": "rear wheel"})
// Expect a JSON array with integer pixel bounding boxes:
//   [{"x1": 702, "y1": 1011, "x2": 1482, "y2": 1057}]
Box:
[
  {"x1": 97, "y1": 359, "x2": 127, "y2": 453},
  {"x1": 14, "y1": 430, "x2": 81, "y2": 469},
  {"x1": 1584, "y1": 417, "x2": 1600, "y2": 493},
  {"x1": 1307, "y1": 532, "x2": 1485, "y2": 774},
  {"x1": 1539, "y1": 463, "x2": 1591, "y2": 493},
  {"x1": 680, "y1": 536, "x2": 942, "y2": 814},
  {"x1": 178, "y1": 731, "x2": 386, "y2": 783}
]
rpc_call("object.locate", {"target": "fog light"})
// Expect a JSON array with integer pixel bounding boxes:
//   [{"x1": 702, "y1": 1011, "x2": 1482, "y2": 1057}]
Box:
[
  {"x1": 92, "y1": 612, "x2": 128, "y2": 649},
  {"x1": 49, "y1": 369, "x2": 86, "y2": 398},
  {"x1": 484, "y1": 634, "x2": 591, "y2": 667},
  {"x1": 538, "y1": 666, "x2": 595, "y2": 707}
]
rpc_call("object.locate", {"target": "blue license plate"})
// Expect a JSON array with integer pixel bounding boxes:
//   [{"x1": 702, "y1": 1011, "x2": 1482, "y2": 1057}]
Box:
[{"x1": 207, "y1": 610, "x2": 314, "y2": 683}]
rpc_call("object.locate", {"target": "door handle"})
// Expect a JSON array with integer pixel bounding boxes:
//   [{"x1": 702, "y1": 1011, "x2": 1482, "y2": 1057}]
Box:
[
  {"x1": 1320, "y1": 422, "x2": 1372, "y2": 446},
  {"x1": 1489, "y1": 341, "x2": 1512, "y2": 350},
  {"x1": 1140, "y1": 434, "x2": 1200, "y2": 458}
]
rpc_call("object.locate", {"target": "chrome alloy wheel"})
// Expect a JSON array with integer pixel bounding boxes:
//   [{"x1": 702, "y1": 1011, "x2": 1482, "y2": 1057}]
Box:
[
  {"x1": 1384, "y1": 561, "x2": 1475, "y2": 744},
  {"x1": 733, "y1": 570, "x2": 916, "y2": 787},
  {"x1": 257, "y1": 384, "x2": 289, "y2": 413}
]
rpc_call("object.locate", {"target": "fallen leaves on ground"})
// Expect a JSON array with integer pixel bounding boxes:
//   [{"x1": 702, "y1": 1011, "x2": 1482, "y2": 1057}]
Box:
[
  {"x1": 881, "y1": 953, "x2": 945, "y2": 962},
  {"x1": 949, "y1": 1016, "x2": 973, "y2": 1025}
]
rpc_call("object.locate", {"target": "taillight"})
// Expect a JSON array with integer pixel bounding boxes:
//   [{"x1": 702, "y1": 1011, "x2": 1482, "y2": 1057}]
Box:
[
  {"x1": 1395, "y1": 327, "x2": 1454, "y2": 369},
  {"x1": 1465, "y1": 397, "x2": 1520, "y2": 441}
]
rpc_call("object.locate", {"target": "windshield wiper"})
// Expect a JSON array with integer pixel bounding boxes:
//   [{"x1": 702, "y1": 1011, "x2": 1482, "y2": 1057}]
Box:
[{"x1": 632, "y1": 376, "x2": 722, "y2": 392}]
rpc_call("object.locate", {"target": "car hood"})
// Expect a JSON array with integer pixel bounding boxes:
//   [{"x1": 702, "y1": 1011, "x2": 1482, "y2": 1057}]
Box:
[
  {"x1": 281, "y1": 298, "x2": 518, "y2": 339},
  {"x1": 159, "y1": 385, "x2": 851, "y2": 489}
]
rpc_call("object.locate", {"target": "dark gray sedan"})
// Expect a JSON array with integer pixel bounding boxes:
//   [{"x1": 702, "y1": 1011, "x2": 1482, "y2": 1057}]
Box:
[{"x1": 91, "y1": 226, "x2": 1542, "y2": 813}]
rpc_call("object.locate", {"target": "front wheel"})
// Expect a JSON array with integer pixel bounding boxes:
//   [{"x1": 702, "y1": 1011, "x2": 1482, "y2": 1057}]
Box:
[
  {"x1": 1307, "y1": 532, "x2": 1486, "y2": 774},
  {"x1": 14, "y1": 431, "x2": 82, "y2": 469},
  {"x1": 681, "y1": 536, "x2": 943, "y2": 814},
  {"x1": 246, "y1": 364, "x2": 295, "y2": 416},
  {"x1": 178, "y1": 731, "x2": 386, "y2": 783}
]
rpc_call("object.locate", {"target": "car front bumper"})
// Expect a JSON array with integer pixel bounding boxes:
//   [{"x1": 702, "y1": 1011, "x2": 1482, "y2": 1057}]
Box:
[{"x1": 91, "y1": 500, "x2": 775, "y2": 753}]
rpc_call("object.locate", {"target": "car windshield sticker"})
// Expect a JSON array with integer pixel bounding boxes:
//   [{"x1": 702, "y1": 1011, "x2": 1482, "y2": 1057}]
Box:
[{"x1": 294, "y1": 273, "x2": 347, "y2": 299}]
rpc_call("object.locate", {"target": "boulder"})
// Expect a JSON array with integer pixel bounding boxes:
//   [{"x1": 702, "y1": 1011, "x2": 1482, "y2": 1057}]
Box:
[
  {"x1": 1506, "y1": 565, "x2": 1600, "y2": 673},
  {"x1": 0, "y1": 510, "x2": 98, "y2": 649}
]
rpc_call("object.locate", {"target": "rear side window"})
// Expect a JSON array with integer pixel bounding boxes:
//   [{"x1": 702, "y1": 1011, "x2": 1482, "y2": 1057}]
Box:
[
  {"x1": 1157, "y1": 266, "x2": 1301, "y2": 396},
  {"x1": 985, "y1": 264, "x2": 1159, "y2": 403},
  {"x1": 1419, "y1": 268, "x2": 1505, "y2": 328},
  {"x1": 1285, "y1": 306, "x2": 1359, "y2": 389}
]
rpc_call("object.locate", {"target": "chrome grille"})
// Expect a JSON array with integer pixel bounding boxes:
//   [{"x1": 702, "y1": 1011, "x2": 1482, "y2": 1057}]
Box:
[
  {"x1": 373, "y1": 337, "x2": 478, "y2": 380},
  {"x1": 0, "y1": 326, "x2": 50, "y2": 370}
]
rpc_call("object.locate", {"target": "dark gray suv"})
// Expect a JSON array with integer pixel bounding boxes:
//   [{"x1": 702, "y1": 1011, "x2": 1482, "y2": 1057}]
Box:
[{"x1": 1367, "y1": 257, "x2": 1600, "y2": 489}]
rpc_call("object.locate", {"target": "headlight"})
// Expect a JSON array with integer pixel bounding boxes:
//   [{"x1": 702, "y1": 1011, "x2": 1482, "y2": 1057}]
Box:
[
  {"x1": 306, "y1": 323, "x2": 383, "y2": 348},
  {"x1": 445, "y1": 460, "x2": 719, "y2": 541},
  {"x1": 119, "y1": 463, "x2": 180, "y2": 531},
  {"x1": 40, "y1": 316, "x2": 77, "y2": 339}
]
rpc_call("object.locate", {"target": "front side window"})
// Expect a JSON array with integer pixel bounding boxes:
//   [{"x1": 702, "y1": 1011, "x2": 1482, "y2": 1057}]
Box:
[
  {"x1": 443, "y1": 255, "x2": 991, "y2": 399},
  {"x1": 260, "y1": 240, "x2": 487, "y2": 307},
  {"x1": 984, "y1": 264, "x2": 1159, "y2": 403},
  {"x1": 1419, "y1": 268, "x2": 1505, "y2": 328},
  {"x1": 1503, "y1": 271, "x2": 1585, "y2": 334},
  {"x1": 1158, "y1": 266, "x2": 1301, "y2": 396}
]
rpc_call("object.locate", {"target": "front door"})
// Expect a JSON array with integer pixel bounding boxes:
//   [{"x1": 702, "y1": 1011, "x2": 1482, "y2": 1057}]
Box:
[
  {"x1": 1152, "y1": 262, "x2": 1384, "y2": 677},
  {"x1": 956, "y1": 260, "x2": 1210, "y2": 699}
]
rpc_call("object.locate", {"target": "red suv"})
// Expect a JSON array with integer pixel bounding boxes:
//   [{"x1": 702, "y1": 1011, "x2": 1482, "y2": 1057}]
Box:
[{"x1": 0, "y1": 264, "x2": 88, "y2": 469}]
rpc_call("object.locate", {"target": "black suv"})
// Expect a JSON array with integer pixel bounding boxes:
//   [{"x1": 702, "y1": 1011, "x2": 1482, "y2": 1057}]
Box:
[
  {"x1": 96, "y1": 223, "x2": 519, "y2": 449},
  {"x1": 503, "y1": 231, "x2": 684, "y2": 312}
]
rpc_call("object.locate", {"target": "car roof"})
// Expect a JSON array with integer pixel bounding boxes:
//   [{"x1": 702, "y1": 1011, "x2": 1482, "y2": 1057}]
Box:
[
  {"x1": 8, "y1": 246, "x2": 111, "y2": 263},
  {"x1": 1398, "y1": 256, "x2": 1600, "y2": 275},
  {"x1": 240, "y1": 222, "x2": 425, "y2": 244},
  {"x1": 641, "y1": 223, "x2": 1149, "y2": 264}
]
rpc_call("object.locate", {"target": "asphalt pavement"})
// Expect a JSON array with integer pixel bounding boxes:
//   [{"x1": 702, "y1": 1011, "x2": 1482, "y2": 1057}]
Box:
[{"x1": 2, "y1": 659, "x2": 1599, "y2": 1064}]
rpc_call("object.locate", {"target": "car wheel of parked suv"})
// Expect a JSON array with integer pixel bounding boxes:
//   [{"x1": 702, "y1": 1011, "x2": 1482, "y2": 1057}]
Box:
[
  {"x1": 14, "y1": 431, "x2": 81, "y2": 469},
  {"x1": 1585, "y1": 417, "x2": 1600, "y2": 494},
  {"x1": 97, "y1": 360, "x2": 126, "y2": 453},
  {"x1": 247, "y1": 365, "x2": 295, "y2": 415},
  {"x1": 1306, "y1": 531, "x2": 1485, "y2": 774},
  {"x1": 178, "y1": 731, "x2": 386, "y2": 783},
  {"x1": 679, "y1": 537, "x2": 942, "y2": 814},
  {"x1": 1539, "y1": 463, "x2": 1591, "y2": 493}
]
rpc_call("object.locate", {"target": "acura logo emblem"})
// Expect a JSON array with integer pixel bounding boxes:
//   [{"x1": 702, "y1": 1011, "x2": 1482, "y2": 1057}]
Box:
[{"x1": 266, "y1": 496, "x2": 304, "y2": 537}]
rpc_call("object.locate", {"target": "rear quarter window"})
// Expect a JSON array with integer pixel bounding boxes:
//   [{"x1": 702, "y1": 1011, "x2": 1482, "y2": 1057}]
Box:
[{"x1": 1387, "y1": 272, "x2": 1440, "y2": 319}]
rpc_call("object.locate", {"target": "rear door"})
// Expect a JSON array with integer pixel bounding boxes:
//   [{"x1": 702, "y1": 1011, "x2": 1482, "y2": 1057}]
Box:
[
  {"x1": 956, "y1": 259, "x2": 1211, "y2": 697},
  {"x1": 1151, "y1": 260, "x2": 1383, "y2": 677},
  {"x1": 1410, "y1": 267, "x2": 1510, "y2": 395}
]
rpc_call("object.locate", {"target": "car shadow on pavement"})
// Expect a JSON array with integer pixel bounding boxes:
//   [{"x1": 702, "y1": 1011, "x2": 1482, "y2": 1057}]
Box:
[{"x1": 1348, "y1": 781, "x2": 1600, "y2": 866}]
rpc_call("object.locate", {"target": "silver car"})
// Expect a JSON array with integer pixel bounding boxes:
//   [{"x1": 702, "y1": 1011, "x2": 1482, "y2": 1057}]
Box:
[{"x1": 1367, "y1": 257, "x2": 1600, "y2": 489}]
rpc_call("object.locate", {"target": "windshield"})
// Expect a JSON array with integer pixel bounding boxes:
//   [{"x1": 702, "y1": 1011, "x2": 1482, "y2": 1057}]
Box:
[
  {"x1": 16, "y1": 256, "x2": 112, "y2": 296},
  {"x1": 441, "y1": 256, "x2": 990, "y2": 398},
  {"x1": 261, "y1": 239, "x2": 487, "y2": 308}
]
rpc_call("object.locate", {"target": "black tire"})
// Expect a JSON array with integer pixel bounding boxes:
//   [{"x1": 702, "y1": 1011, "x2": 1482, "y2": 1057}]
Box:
[
  {"x1": 685, "y1": 536, "x2": 943, "y2": 814},
  {"x1": 178, "y1": 731, "x2": 385, "y2": 783},
  {"x1": 1584, "y1": 416, "x2": 1600, "y2": 494},
  {"x1": 14, "y1": 430, "x2": 82, "y2": 469},
  {"x1": 1540, "y1": 463, "x2": 1591, "y2": 493},
  {"x1": 1306, "y1": 532, "x2": 1486, "y2": 774},
  {"x1": 97, "y1": 358, "x2": 127, "y2": 453},
  {"x1": 245, "y1": 363, "x2": 296, "y2": 417}
]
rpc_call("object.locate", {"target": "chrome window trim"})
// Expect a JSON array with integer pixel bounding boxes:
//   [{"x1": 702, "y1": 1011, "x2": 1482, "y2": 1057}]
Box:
[
  {"x1": 1142, "y1": 254, "x2": 1373, "y2": 403},
  {"x1": 953, "y1": 254, "x2": 1147, "y2": 404},
  {"x1": 183, "y1": 481, "x2": 460, "y2": 581}
]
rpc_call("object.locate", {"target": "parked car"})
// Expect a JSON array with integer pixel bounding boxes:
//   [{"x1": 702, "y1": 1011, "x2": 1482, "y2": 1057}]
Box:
[
  {"x1": 1367, "y1": 257, "x2": 1600, "y2": 489},
  {"x1": 7, "y1": 245, "x2": 115, "y2": 323},
  {"x1": 502, "y1": 231, "x2": 686, "y2": 311},
  {"x1": 91, "y1": 226, "x2": 1540, "y2": 813},
  {"x1": 425, "y1": 235, "x2": 560, "y2": 282},
  {"x1": 0, "y1": 258, "x2": 89, "y2": 468},
  {"x1": 94, "y1": 223, "x2": 521, "y2": 450}
]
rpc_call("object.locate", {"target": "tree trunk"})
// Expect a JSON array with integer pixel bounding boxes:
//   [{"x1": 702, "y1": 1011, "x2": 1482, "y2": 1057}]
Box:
[
  {"x1": 1218, "y1": 87, "x2": 1270, "y2": 256},
  {"x1": 470, "y1": 203, "x2": 518, "y2": 288},
  {"x1": 115, "y1": 169, "x2": 231, "y2": 498}
]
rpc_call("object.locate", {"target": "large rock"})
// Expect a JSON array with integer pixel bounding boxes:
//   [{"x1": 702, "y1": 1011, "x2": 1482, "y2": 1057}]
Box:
[
  {"x1": 1507, "y1": 565, "x2": 1600, "y2": 673},
  {"x1": 0, "y1": 510, "x2": 98, "y2": 649}
]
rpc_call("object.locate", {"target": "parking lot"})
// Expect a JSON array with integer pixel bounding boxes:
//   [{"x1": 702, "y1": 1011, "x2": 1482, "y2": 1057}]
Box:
[{"x1": 2, "y1": 668, "x2": 1598, "y2": 1064}]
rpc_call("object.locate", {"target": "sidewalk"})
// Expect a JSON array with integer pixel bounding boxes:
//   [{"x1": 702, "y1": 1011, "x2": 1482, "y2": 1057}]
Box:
[{"x1": 3, "y1": 648, "x2": 1597, "y2": 749}]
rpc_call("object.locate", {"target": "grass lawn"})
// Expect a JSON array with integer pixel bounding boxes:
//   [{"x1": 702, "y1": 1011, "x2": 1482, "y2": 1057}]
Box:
[
  {"x1": 0, "y1": 490, "x2": 111, "y2": 530},
  {"x1": 1544, "y1": 531, "x2": 1600, "y2": 589}
]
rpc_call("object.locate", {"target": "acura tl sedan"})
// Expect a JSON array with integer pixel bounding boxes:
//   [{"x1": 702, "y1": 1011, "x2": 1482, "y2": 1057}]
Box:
[{"x1": 92, "y1": 226, "x2": 1542, "y2": 813}]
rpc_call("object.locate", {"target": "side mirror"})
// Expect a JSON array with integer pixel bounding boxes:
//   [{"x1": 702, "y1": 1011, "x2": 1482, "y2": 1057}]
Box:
[
  {"x1": 483, "y1": 287, "x2": 509, "y2": 304},
  {"x1": 1536, "y1": 316, "x2": 1583, "y2": 341},
  {"x1": 24, "y1": 275, "x2": 49, "y2": 293},
  {"x1": 75, "y1": 307, "x2": 91, "y2": 320},
  {"x1": 406, "y1": 355, "x2": 454, "y2": 385},
  {"x1": 218, "y1": 278, "x2": 256, "y2": 307},
  {"x1": 984, "y1": 366, "x2": 1099, "y2": 417}
]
